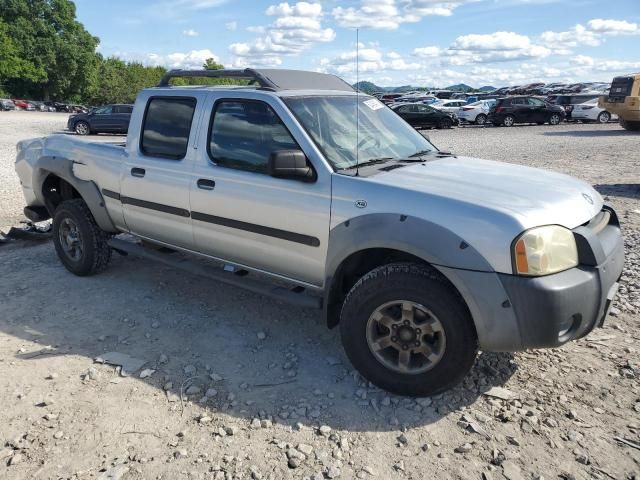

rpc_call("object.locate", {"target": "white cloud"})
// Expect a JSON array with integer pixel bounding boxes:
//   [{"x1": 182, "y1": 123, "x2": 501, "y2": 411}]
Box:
[
  {"x1": 447, "y1": 31, "x2": 550, "y2": 63},
  {"x1": 121, "y1": 49, "x2": 220, "y2": 69},
  {"x1": 450, "y1": 31, "x2": 531, "y2": 51},
  {"x1": 182, "y1": 29, "x2": 199, "y2": 37},
  {"x1": 320, "y1": 47, "x2": 421, "y2": 76},
  {"x1": 332, "y1": 0, "x2": 478, "y2": 29},
  {"x1": 540, "y1": 24, "x2": 601, "y2": 49},
  {"x1": 587, "y1": 18, "x2": 638, "y2": 35},
  {"x1": 225, "y1": 21, "x2": 238, "y2": 31},
  {"x1": 412, "y1": 46, "x2": 441, "y2": 57},
  {"x1": 230, "y1": 2, "x2": 335, "y2": 60}
]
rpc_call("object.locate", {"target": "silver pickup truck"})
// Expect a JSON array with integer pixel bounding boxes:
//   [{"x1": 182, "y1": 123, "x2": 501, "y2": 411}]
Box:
[{"x1": 15, "y1": 68, "x2": 624, "y2": 396}]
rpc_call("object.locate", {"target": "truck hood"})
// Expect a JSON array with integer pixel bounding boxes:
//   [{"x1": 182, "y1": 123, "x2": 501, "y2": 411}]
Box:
[{"x1": 374, "y1": 156, "x2": 603, "y2": 230}]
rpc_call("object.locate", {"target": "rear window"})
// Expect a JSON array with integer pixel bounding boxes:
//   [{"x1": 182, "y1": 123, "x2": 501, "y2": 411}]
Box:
[{"x1": 141, "y1": 97, "x2": 197, "y2": 160}]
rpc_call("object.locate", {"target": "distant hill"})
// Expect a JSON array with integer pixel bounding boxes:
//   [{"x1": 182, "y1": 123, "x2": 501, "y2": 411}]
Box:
[
  {"x1": 479, "y1": 86, "x2": 497, "y2": 92},
  {"x1": 446, "y1": 83, "x2": 474, "y2": 92},
  {"x1": 353, "y1": 81, "x2": 382, "y2": 94}
]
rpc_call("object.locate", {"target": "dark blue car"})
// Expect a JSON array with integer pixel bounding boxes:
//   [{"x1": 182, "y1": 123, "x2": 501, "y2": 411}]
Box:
[{"x1": 67, "y1": 104, "x2": 133, "y2": 135}]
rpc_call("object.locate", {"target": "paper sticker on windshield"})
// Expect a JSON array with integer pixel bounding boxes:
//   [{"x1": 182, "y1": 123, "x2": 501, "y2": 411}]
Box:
[{"x1": 363, "y1": 99, "x2": 384, "y2": 111}]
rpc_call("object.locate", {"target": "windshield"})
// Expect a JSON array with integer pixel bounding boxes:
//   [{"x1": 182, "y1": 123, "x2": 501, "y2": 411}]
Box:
[{"x1": 284, "y1": 95, "x2": 437, "y2": 170}]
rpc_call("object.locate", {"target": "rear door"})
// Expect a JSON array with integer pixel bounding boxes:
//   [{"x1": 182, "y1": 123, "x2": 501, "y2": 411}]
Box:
[
  {"x1": 189, "y1": 95, "x2": 332, "y2": 286},
  {"x1": 120, "y1": 95, "x2": 202, "y2": 249},
  {"x1": 510, "y1": 98, "x2": 528, "y2": 121}
]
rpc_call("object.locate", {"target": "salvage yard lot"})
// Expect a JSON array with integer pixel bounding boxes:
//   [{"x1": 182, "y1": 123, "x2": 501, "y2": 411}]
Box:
[{"x1": 0, "y1": 111, "x2": 639, "y2": 479}]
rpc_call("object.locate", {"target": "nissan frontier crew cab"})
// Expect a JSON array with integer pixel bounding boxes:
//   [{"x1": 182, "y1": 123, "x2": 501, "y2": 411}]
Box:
[{"x1": 15, "y1": 69, "x2": 624, "y2": 396}]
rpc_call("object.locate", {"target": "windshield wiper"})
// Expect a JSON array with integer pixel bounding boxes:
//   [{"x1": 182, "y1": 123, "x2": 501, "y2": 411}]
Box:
[
  {"x1": 342, "y1": 157, "x2": 395, "y2": 170},
  {"x1": 408, "y1": 149, "x2": 434, "y2": 158}
]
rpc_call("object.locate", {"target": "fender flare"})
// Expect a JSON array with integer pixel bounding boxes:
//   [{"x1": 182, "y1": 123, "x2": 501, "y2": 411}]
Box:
[
  {"x1": 34, "y1": 156, "x2": 118, "y2": 233},
  {"x1": 323, "y1": 213, "x2": 493, "y2": 321}
]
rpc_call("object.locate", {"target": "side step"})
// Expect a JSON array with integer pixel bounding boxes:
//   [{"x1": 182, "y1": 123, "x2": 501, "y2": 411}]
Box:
[{"x1": 108, "y1": 238, "x2": 322, "y2": 310}]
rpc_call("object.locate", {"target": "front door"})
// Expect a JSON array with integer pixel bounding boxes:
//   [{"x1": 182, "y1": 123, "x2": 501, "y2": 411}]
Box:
[
  {"x1": 120, "y1": 95, "x2": 200, "y2": 249},
  {"x1": 90, "y1": 105, "x2": 117, "y2": 131},
  {"x1": 527, "y1": 97, "x2": 546, "y2": 123},
  {"x1": 190, "y1": 97, "x2": 331, "y2": 286}
]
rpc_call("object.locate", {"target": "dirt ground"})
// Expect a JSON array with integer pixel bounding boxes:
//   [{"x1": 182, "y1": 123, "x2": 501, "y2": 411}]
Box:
[{"x1": 1, "y1": 112, "x2": 639, "y2": 480}]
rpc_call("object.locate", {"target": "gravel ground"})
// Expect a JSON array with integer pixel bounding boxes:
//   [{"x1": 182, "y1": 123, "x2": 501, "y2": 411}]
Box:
[{"x1": 0, "y1": 111, "x2": 639, "y2": 480}]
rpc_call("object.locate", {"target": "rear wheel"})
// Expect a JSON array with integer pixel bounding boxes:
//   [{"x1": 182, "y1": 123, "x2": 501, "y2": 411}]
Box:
[
  {"x1": 502, "y1": 115, "x2": 515, "y2": 127},
  {"x1": 596, "y1": 111, "x2": 610, "y2": 124},
  {"x1": 339, "y1": 263, "x2": 478, "y2": 396},
  {"x1": 53, "y1": 199, "x2": 111, "y2": 276},
  {"x1": 548, "y1": 113, "x2": 562, "y2": 125},
  {"x1": 619, "y1": 118, "x2": 640, "y2": 131},
  {"x1": 474, "y1": 114, "x2": 487, "y2": 125},
  {"x1": 74, "y1": 121, "x2": 90, "y2": 135}
]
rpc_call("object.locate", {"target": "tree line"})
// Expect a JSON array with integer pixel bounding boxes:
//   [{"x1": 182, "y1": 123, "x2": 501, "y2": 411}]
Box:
[{"x1": 0, "y1": 0, "x2": 233, "y2": 106}]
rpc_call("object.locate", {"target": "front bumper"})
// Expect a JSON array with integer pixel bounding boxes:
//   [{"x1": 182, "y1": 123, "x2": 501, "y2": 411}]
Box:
[{"x1": 438, "y1": 207, "x2": 624, "y2": 351}]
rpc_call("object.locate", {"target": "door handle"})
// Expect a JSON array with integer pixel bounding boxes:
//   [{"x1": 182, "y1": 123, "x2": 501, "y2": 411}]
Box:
[
  {"x1": 131, "y1": 167, "x2": 145, "y2": 178},
  {"x1": 197, "y1": 178, "x2": 216, "y2": 190}
]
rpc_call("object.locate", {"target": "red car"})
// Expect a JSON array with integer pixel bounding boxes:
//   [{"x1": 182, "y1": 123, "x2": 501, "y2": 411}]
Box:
[{"x1": 12, "y1": 99, "x2": 35, "y2": 111}]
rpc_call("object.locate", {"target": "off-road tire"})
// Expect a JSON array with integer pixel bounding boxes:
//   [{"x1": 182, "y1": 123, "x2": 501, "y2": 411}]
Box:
[
  {"x1": 620, "y1": 118, "x2": 640, "y2": 131},
  {"x1": 339, "y1": 263, "x2": 478, "y2": 396},
  {"x1": 53, "y1": 199, "x2": 111, "y2": 276},
  {"x1": 74, "y1": 121, "x2": 90, "y2": 135}
]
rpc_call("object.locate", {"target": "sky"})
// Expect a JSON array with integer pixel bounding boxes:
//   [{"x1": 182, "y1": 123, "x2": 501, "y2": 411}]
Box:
[{"x1": 75, "y1": 0, "x2": 640, "y2": 88}]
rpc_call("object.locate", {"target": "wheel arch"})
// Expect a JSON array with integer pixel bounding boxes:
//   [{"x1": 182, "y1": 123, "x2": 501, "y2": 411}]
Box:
[
  {"x1": 34, "y1": 156, "x2": 118, "y2": 233},
  {"x1": 323, "y1": 214, "x2": 494, "y2": 331}
]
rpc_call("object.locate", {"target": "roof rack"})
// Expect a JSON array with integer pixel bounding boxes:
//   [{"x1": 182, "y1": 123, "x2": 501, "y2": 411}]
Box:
[
  {"x1": 158, "y1": 68, "x2": 276, "y2": 89},
  {"x1": 157, "y1": 68, "x2": 355, "y2": 93}
]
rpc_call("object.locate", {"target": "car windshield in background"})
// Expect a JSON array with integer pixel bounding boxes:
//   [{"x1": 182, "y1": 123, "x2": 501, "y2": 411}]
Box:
[{"x1": 284, "y1": 95, "x2": 436, "y2": 171}]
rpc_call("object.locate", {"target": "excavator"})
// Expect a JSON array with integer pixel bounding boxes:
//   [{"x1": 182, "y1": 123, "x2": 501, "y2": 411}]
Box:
[{"x1": 599, "y1": 73, "x2": 640, "y2": 131}]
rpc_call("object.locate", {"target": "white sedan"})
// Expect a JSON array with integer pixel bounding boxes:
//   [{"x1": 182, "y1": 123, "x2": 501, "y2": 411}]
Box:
[
  {"x1": 433, "y1": 100, "x2": 467, "y2": 115},
  {"x1": 572, "y1": 98, "x2": 617, "y2": 123},
  {"x1": 456, "y1": 99, "x2": 496, "y2": 125}
]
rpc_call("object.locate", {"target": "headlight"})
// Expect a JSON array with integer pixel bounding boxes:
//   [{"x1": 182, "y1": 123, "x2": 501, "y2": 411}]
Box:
[{"x1": 513, "y1": 225, "x2": 578, "y2": 276}]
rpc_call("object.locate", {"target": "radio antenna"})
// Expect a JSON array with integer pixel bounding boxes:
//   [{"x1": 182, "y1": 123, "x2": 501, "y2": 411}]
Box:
[{"x1": 355, "y1": 28, "x2": 360, "y2": 176}]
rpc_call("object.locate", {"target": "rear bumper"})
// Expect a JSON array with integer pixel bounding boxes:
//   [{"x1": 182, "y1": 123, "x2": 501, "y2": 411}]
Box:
[{"x1": 438, "y1": 208, "x2": 625, "y2": 351}]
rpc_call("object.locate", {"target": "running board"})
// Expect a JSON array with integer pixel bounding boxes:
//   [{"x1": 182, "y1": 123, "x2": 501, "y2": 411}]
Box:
[{"x1": 108, "y1": 238, "x2": 322, "y2": 310}]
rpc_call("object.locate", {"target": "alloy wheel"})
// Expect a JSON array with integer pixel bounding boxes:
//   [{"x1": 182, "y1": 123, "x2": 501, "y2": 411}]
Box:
[
  {"x1": 366, "y1": 300, "x2": 446, "y2": 375},
  {"x1": 58, "y1": 217, "x2": 83, "y2": 262}
]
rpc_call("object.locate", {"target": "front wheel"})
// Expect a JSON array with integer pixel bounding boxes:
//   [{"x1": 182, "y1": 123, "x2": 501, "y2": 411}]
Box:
[
  {"x1": 339, "y1": 263, "x2": 478, "y2": 397},
  {"x1": 74, "y1": 121, "x2": 90, "y2": 135},
  {"x1": 548, "y1": 113, "x2": 562, "y2": 125},
  {"x1": 53, "y1": 199, "x2": 112, "y2": 276},
  {"x1": 437, "y1": 117, "x2": 453, "y2": 129},
  {"x1": 596, "y1": 111, "x2": 610, "y2": 123},
  {"x1": 474, "y1": 114, "x2": 487, "y2": 125}
]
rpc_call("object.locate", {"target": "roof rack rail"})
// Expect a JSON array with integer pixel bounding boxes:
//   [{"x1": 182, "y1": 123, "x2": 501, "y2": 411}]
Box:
[
  {"x1": 157, "y1": 68, "x2": 356, "y2": 93},
  {"x1": 158, "y1": 68, "x2": 277, "y2": 90}
]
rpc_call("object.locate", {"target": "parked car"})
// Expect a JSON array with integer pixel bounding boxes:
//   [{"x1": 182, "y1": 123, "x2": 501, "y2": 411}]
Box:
[
  {"x1": 547, "y1": 94, "x2": 600, "y2": 120},
  {"x1": 13, "y1": 99, "x2": 35, "y2": 111},
  {"x1": 15, "y1": 67, "x2": 624, "y2": 397},
  {"x1": 391, "y1": 103, "x2": 459, "y2": 129},
  {"x1": 380, "y1": 93, "x2": 403, "y2": 105},
  {"x1": 67, "y1": 104, "x2": 133, "y2": 135},
  {"x1": 433, "y1": 90, "x2": 454, "y2": 99},
  {"x1": 44, "y1": 101, "x2": 71, "y2": 112},
  {"x1": 457, "y1": 99, "x2": 496, "y2": 125},
  {"x1": 571, "y1": 98, "x2": 617, "y2": 124},
  {"x1": 0, "y1": 99, "x2": 16, "y2": 111},
  {"x1": 488, "y1": 96, "x2": 566, "y2": 126},
  {"x1": 28, "y1": 101, "x2": 49, "y2": 112},
  {"x1": 433, "y1": 99, "x2": 467, "y2": 115}
]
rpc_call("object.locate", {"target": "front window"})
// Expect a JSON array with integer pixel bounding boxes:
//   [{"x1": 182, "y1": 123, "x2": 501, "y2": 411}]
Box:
[{"x1": 284, "y1": 95, "x2": 437, "y2": 171}]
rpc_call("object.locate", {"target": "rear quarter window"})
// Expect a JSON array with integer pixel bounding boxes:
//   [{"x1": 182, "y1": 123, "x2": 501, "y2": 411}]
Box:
[{"x1": 140, "y1": 97, "x2": 197, "y2": 160}]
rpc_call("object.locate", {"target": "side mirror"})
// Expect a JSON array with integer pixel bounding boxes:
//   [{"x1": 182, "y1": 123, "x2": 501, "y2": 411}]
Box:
[{"x1": 268, "y1": 150, "x2": 315, "y2": 181}]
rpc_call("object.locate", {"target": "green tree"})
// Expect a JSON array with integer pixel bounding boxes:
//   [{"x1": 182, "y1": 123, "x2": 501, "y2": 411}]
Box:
[
  {"x1": 203, "y1": 58, "x2": 224, "y2": 70},
  {"x1": 0, "y1": 0, "x2": 99, "y2": 100}
]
